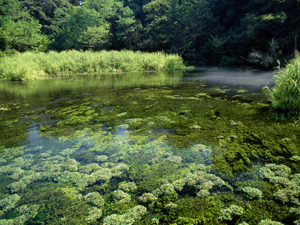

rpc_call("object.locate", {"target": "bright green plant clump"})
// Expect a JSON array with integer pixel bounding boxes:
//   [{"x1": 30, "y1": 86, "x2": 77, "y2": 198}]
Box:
[
  {"x1": 263, "y1": 57, "x2": 300, "y2": 119},
  {"x1": 0, "y1": 50, "x2": 192, "y2": 81}
]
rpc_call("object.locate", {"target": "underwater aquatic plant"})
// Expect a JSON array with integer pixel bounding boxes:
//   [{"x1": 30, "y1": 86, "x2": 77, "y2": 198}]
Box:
[
  {"x1": 289, "y1": 207, "x2": 300, "y2": 225},
  {"x1": 258, "y1": 219, "x2": 284, "y2": 225},
  {"x1": 157, "y1": 182, "x2": 176, "y2": 196},
  {"x1": 185, "y1": 171, "x2": 222, "y2": 193},
  {"x1": 118, "y1": 181, "x2": 137, "y2": 192},
  {"x1": 0, "y1": 194, "x2": 21, "y2": 212},
  {"x1": 274, "y1": 188, "x2": 298, "y2": 204},
  {"x1": 164, "y1": 202, "x2": 178, "y2": 210},
  {"x1": 190, "y1": 144, "x2": 212, "y2": 159},
  {"x1": 230, "y1": 119, "x2": 243, "y2": 126},
  {"x1": 17, "y1": 204, "x2": 40, "y2": 220},
  {"x1": 290, "y1": 156, "x2": 300, "y2": 162},
  {"x1": 166, "y1": 156, "x2": 182, "y2": 164},
  {"x1": 259, "y1": 163, "x2": 300, "y2": 222},
  {"x1": 242, "y1": 187, "x2": 263, "y2": 200},
  {"x1": 259, "y1": 164, "x2": 291, "y2": 182},
  {"x1": 189, "y1": 125, "x2": 201, "y2": 129},
  {"x1": 60, "y1": 148, "x2": 76, "y2": 156},
  {"x1": 138, "y1": 193, "x2": 158, "y2": 203},
  {"x1": 219, "y1": 204, "x2": 244, "y2": 221},
  {"x1": 0, "y1": 149, "x2": 130, "y2": 192},
  {"x1": 112, "y1": 190, "x2": 131, "y2": 204},
  {"x1": 84, "y1": 192, "x2": 105, "y2": 208},
  {"x1": 0, "y1": 204, "x2": 40, "y2": 224},
  {"x1": 103, "y1": 205, "x2": 147, "y2": 225},
  {"x1": 86, "y1": 207, "x2": 103, "y2": 223},
  {"x1": 79, "y1": 163, "x2": 101, "y2": 174},
  {"x1": 151, "y1": 217, "x2": 160, "y2": 224},
  {"x1": 55, "y1": 171, "x2": 82, "y2": 183},
  {"x1": 196, "y1": 189, "x2": 210, "y2": 198},
  {"x1": 94, "y1": 155, "x2": 109, "y2": 163},
  {"x1": 172, "y1": 179, "x2": 186, "y2": 192},
  {"x1": 177, "y1": 170, "x2": 225, "y2": 194}
]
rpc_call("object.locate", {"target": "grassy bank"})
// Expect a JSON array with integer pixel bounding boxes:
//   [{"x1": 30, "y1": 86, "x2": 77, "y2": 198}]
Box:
[
  {"x1": 0, "y1": 50, "x2": 193, "y2": 81},
  {"x1": 263, "y1": 56, "x2": 300, "y2": 120}
]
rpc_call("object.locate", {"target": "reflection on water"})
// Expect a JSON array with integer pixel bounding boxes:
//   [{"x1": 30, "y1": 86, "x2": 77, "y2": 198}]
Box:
[
  {"x1": 0, "y1": 71, "x2": 183, "y2": 101},
  {"x1": 0, "y1": 68, "x2": 299, "y2": 224}
]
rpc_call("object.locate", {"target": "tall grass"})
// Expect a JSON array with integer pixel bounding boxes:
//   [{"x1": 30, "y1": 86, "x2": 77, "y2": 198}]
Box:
[
  {"x1": 263, "y1": 57, "x2": 300, "y2": 119},
  {"x1": 0, "y1": 50, "x2": 193, "y2": 81}
]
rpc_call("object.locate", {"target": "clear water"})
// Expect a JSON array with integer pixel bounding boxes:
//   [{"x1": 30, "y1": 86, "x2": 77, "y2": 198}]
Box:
[{"x1": 0, "y1": 68, "x2": 299, "y2": 224}]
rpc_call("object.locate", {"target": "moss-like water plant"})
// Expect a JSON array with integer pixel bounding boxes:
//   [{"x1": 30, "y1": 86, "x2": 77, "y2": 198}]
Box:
[{"x1": 1, "y1": 68, "x2": 300, "y2": 224}]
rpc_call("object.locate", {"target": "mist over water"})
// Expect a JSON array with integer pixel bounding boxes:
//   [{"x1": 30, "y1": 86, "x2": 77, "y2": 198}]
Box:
[{"x1": 183, "y1": 67, "x2": 276, "y2": 94}]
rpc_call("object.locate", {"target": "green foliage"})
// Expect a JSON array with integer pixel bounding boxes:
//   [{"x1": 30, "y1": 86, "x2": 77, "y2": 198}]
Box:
[
  {"x1": 80, "y1": 25, "x2": 111, "y2": 50},
  {"x1": 0, "y1": 50, "x2": 191, "y2": 80},
  {"x1": 0, "y1": 0, "x2": 48, "y2": 53},
  {"x1": 1, "y1": 0, "x2": 300, "y2": 66},
  {"x1": 83, "y1": 0, "x2": 123, "y2": 18},
  {"x1": 116, "y1": 6, "x2": 140, "y2": 49},
  {"x1": 143, "y1": 0, "x2": 216, "y2": 56},
  {"x1": 20, "y1": 0, "x2": 72, "y2": 35},
  {"x1": 263, "y1": 57, "x2": 300, "y2": 119},
  {"x1": 51, "y1": 6, "x2": 109, "y2": 51}
]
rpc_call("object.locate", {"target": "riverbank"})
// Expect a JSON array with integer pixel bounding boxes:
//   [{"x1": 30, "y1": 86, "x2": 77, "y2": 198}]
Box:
[{"x1": 0, "y1": 50, "x2": 193, "y2": 81}]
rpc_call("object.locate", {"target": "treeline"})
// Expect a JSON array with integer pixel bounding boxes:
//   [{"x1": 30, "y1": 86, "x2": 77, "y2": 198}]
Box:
[{"x1": 1, "y1": 0, "x2": 300, "y2": 67}]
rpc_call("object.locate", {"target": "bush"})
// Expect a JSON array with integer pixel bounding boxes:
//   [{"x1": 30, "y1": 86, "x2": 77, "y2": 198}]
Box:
[{"x1": 263, "y1": 57, "x2": 300, "y2": 119}]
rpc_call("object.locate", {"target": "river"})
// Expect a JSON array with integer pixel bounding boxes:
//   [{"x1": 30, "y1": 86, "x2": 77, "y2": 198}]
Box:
[{"x1": 0, "y1": 67, "x2": 299, "y2": 224}]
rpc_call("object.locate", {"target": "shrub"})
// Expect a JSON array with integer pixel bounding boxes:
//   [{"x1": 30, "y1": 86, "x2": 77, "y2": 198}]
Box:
[{"x1": 263, "y1": 57, "x2": 300, "y2": 119}]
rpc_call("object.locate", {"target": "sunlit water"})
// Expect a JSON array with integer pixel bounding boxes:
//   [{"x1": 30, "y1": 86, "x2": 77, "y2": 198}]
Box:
[{"x1": 0, "y1": 68, "x2": 299, "y2": 224}]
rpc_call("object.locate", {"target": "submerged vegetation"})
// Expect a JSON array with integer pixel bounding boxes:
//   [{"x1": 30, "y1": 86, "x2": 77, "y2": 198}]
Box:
[
  {"x1": 0, "y1": 50, "x2": 191, "y2": 81},
  {"x1": 0, "y1": 71, "x2": 299, "y2": 224}
]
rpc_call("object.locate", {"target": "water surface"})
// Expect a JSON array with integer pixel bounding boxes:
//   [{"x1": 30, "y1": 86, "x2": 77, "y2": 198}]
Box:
[{"x1": 0, "y1": 68, "x2": 299, "y2": 224}]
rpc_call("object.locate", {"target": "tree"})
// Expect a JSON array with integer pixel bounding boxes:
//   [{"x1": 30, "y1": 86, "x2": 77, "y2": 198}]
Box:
[
  {"x1": 116, "y1": 6, "x2": 138, "y2": 49},
  {"x1": 0, "y1": 0, "x2": 48, "y2": 52},
  {"x1": 20, "y1": 0, "x2": 72, "y2": 35},
  {"x1": 51, "y1": 5, "x2": 111, "y2": 51},
  {"x1": 143, "y1": 0, "x2": 217, "y2": 57},
  {"x1": 80, "y1": 25, "x2": 111, "y2": 50}
]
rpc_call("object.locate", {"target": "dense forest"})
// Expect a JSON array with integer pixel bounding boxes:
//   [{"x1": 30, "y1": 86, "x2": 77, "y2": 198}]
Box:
[{"x1": 1, "y1": 0, "x2": 300, "y2": 67}]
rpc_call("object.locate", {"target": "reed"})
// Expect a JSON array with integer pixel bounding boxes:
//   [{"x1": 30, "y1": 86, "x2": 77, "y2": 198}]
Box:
[
  {"x1": 263, "y1": 57, "x2": 300, "y2": 119},
  {"x1": 0, "y1": 50, "x2": 193, "y2": 81}
]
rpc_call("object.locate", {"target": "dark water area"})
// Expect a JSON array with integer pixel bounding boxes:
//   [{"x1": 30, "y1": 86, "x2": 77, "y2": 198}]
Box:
[{"x1": 0, "y1": 68, "x2": 299, "y2": 224}]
